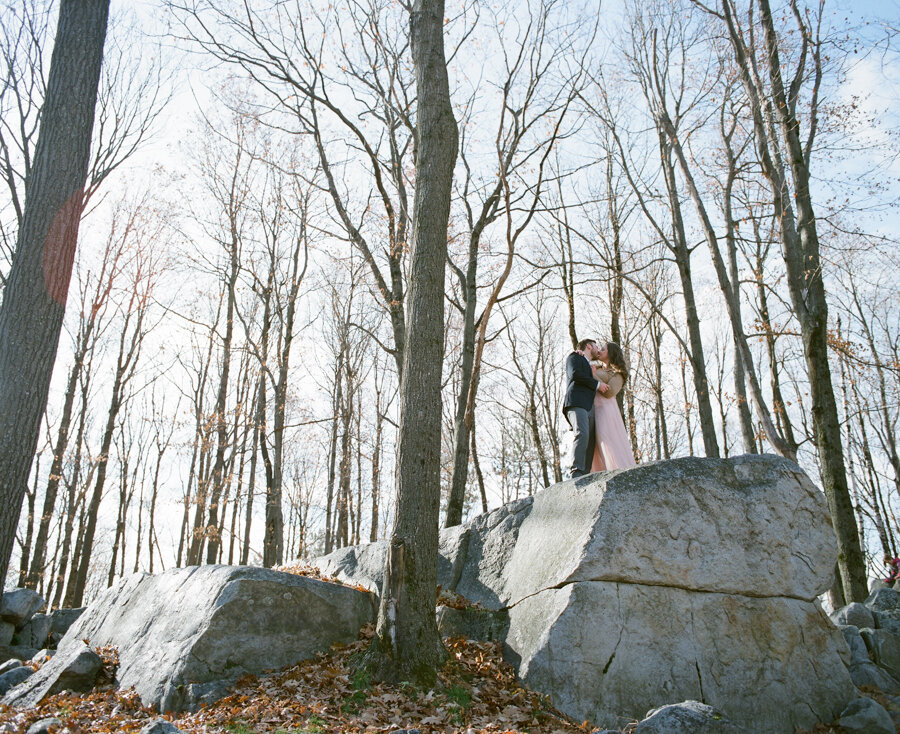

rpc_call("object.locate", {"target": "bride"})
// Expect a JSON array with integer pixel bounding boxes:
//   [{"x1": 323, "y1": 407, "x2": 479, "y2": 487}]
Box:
[{"x1": 590, "y1": 341, "x2": 637, "y2": 471}]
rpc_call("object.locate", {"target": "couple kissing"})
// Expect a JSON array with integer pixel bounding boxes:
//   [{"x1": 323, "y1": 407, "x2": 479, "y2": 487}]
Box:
[{"x1": 563, "y1": 338, "x2": 636, "y2": 479}]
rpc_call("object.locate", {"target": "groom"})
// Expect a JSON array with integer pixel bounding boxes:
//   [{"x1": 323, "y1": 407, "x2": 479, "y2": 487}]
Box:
[{"x1": 563, "y1": 338, "x2": 604, "y2": 478}]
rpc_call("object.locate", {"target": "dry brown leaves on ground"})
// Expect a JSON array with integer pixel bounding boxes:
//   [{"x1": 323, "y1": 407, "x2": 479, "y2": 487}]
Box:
[{"x1": 0, "y1": 626, "x2": 595, "y2": 733}]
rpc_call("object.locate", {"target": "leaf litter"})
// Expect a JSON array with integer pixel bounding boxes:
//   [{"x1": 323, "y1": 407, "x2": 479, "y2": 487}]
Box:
[
  {"x1": 0, "y1": 625, "x2": 594, "y2": 733},
  {"x1": 0, "y1": 625, "x2": 868, "y2": 733}
]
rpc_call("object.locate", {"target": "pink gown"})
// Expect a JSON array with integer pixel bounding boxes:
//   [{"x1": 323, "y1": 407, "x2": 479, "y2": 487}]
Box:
[{"x1": 590, "y1": 367, "x2": 637, "y2": 472}]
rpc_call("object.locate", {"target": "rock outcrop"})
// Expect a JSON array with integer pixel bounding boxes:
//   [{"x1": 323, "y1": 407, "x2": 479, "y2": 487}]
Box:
[
  {"x1": 831, "y1": 587, "x2": 900, "y2": 695},
  {"x1": 34, "y1": 565, "x2": 374, "y2": 712},
  {"x1": 313, "y1": 454, "x2": 855, "y2": 733}
]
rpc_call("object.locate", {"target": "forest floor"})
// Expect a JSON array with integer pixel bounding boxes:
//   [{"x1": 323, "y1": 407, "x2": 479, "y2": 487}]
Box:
[{"x1": 0, "y1": 623, "x2": 860, "y2": 734}]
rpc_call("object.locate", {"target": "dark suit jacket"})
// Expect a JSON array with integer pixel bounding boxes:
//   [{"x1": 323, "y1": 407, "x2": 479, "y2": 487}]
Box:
[{"x1": 562, "y1": 351, "x2": 598, "y2": 413}]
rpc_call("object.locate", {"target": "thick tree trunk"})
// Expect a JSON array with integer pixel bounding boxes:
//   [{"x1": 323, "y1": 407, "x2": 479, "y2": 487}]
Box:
[
  {"x1": 368, "y1": 0, "x2": 457, "y2": 685},
  {"x1": 0, "y1": 0, "x2": 109, "y2": 587}
]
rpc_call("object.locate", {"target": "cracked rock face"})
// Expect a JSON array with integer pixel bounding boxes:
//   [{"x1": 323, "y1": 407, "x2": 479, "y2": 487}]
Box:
[
  {"x1": 55, "y1": 565, "x2": 375, "y2": 712},
  {"x1": 312, "y1": 454, "x2": 854, "y2": 733}
]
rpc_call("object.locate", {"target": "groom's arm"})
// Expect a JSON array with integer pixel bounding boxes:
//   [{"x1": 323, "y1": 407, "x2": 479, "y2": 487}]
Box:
[{"x1": 566, "y1": 354, "x2": 599, "y2": 391}]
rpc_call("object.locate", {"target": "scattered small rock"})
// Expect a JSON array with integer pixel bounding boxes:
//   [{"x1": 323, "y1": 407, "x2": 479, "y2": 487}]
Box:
[
  {"x1": 138, "y1": 719, "x2": 185, "y2": 734},
  {"x1": 633, "y1": 700, "x2": 746, "y2": 733},
  {"x1": 837, "y1": 697, "x2": 894, "y2": 734},
  {"x1": 24, "y1": 718, "x2": 61, "y2": 734}
]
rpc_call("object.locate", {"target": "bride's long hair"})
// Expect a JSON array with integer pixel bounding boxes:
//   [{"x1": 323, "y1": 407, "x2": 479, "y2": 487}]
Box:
[{"x1": 605, "y1": 342, "x2": 629, "y2": 382}]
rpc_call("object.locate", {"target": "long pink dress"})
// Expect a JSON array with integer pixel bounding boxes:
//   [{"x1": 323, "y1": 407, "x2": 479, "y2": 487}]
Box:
[{"x1": 590, "y1": 366, "x2": 637, "y2": 472}]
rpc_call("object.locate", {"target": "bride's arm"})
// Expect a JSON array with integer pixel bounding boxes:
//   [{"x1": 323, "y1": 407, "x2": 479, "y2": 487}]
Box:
[{"x1": 602, "y1": 373, "x2": 624, "y2": 398}]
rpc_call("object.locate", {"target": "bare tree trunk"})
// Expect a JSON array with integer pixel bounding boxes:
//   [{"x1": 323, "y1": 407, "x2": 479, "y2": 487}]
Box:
[
  {"x1": 71, "y1": 298, "x2": 145, "y2": 605},
  {"x1": 654, "y1": 95, "x2": 792, "y2": 459},
  {"x1": 55, "y1": 366, "x2": 90, "y2": 608},
  {"x1": 368, "y1": 0, "x2": 457, "y2": 684},
  {"x1": 324, "y1": 348, "x2": 343, "y2": 554},
  {"x1": 0, "y1": 0, "x2": 109, "y2": 587},
  {"x1": 716, "y1": 0, "x2": 866, "y2": 600},
  {"x1": 657, "y1": 133, "x2": 719, "y2": 458},
  {"x1": 17, "y1": 469, "x2": 37, "y2": 588},
  {"x1": 470, "y1": 415, "x2": 488, "y2": 514},
  {"x1": 370, "y1": 371, "x2": 384, "y2": 543},
  {"x1": 203, "y1": 239, "x2": 239, "y2": 564},
  {"x1": 241, "y1": 374, "x2": 263, "y2": 566}
]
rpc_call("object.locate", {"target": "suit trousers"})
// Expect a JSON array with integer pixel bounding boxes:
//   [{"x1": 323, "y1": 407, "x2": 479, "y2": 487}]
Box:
[{"x1": 564, "y1": 405, "x2": 595, "y2": 477}]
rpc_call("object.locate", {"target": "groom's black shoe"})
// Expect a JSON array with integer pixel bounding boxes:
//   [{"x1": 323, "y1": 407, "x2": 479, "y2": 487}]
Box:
[{"x1": 568, "y1": 469, "x2": 586, "y2": 479}]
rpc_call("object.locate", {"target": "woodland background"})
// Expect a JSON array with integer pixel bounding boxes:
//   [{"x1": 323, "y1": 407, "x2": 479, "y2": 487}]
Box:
[{"x1": 2, "y1": 0, "x2": 898, "y2": 609}]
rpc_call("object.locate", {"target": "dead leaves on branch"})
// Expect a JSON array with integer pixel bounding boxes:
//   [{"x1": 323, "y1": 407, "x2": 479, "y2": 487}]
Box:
[{"x1": 275, "y1": 562, "x2": 372, "y2": 594}]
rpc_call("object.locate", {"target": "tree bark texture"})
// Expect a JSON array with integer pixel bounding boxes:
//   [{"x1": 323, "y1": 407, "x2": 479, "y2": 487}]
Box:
[
  {"x1": 0, "y1": 0, "x2": 109, "y2": 588},
  {"x1": 718, "y1": 0, "x2": 867, "y2": 601},
  {"x1": 369, "y1": 0, "x2": 458, "y2": 685}
]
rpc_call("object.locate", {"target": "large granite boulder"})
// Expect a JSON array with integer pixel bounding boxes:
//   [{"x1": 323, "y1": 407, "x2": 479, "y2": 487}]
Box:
[
  {"x1": 312, "y1": 454, "x2": 854, "y2": 733},
  {"x1": 55, "y1": 564, "x2": 374, "y2": 712}
]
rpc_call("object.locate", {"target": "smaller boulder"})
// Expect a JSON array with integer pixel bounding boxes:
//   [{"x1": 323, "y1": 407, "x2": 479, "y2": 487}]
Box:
[
  {"x1": 0, "y1": 589, "x2": 44, "y2": 628},
  {"x1": 860, "y1": 628, "x2": 900, "y2": 675},
  {"x1": 0, "y1": 660, "x2": 21, "y2": 675},
  {"x1": 138, "y1": 720, "x2": 185, "y2": 734},
  {"x1": 0, "y1": 621, "x2": 13, "y2": 646},
  {"x1": 633, "y1": 701, "x2": 746, "y2": 733},
  {"x1": 833, "y1": 602, "x2": 876, "y2": 629},
  {"x1": 873, "y1": 610, "x2": 900, "y2": 636},
  {"x1": 866, "y1": 588, "x2": 900, "y2": 615},
  {"x1": 1, "y1": 640, "x2": 102, "y2": 708},
  {"x1": 839, "y1": 625, "x2": 871, "y2": 666},
  {"x1": 0, "y1": 645, "x2": 39, "y2": 663},
  {"x1": 25, "y1": 719, "x2": 62, "y2": 734},
  {"x1": 17, "y1": 614, "x2": 52, "y2": 650},
  {"x1": 837, "y1": 697, "x2": 894, "y2": 734},
  {"x1": 0, "y1": 666, "x2": 33, "y2": 695},
  {"x1": 46, "y1": 608, "x2": 84, "y2": 643},
  {"x1": 848, "y1": 661, "x2": 900, "y2": 694}
]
